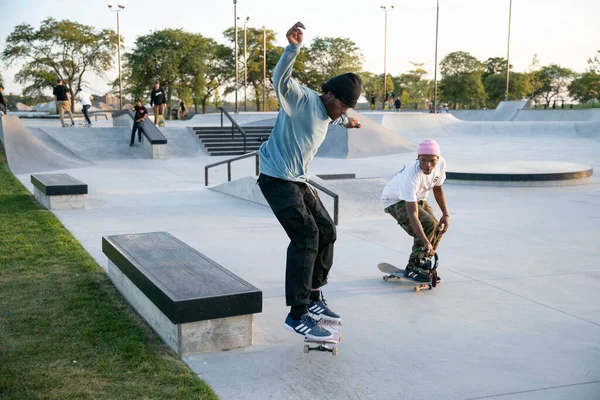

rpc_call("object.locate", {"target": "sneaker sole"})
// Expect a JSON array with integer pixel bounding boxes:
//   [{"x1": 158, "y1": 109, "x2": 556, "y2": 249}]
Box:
[
  {"x1": 311, "y1": 313, "x2": 341, "y2": 323},
  {"x1": 283, "y1": 323, "x2": 333, "y2": 341}
]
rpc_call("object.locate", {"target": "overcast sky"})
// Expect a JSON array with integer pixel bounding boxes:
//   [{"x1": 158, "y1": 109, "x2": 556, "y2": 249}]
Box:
[{"x1": 1, "y1": 0, "x2": 599, "y2": 96}]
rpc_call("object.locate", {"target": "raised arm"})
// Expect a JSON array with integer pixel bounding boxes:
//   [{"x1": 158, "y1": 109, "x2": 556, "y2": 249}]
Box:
[{"x1": 273, "y1": 22, "x2": 307, "y2": 114}]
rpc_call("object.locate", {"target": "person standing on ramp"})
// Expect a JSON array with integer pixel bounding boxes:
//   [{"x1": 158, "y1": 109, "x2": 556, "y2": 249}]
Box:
[{"x1": 257, "y1": 22, "x2": 362, "y2": 341}]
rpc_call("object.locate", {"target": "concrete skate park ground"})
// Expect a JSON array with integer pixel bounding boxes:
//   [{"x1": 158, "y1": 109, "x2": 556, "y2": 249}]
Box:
[{"x1": 4, "y1": 108, "x2": 600, "y2": 400}]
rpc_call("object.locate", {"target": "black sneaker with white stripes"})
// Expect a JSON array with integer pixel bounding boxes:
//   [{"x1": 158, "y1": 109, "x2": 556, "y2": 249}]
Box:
[
  {"x1": 308, "y1": 297, "x2": 341, "y2": 322},
  {"x1": 284, "y1": 313, "x2": 333, "y2": 341},
  {"x1": 404, "y1": 266, "x2": 432, "y2": 282}
]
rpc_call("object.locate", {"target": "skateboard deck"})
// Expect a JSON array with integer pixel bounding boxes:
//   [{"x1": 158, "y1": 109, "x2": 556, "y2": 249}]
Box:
[
  {"x1": 303, "y1": 319, "x2": 342, "y2": 356},
  {"x1": 378, "y1": 262, "x2": 440, "y2": 292}
]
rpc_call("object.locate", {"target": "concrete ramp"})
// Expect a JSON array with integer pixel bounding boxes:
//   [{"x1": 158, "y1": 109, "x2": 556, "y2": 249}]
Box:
[
  {"x1": 0, "y1": 116, "x2": 94, "y2": 174},
  {"x1": 210, "y1": 176, "x2": 267, "y2": 207},
  {"x1": 158, "y1": 127, "x2": 206, "y2": 156},
  {"x1": 317, "y1": 110, "x2": 417, "y2": 158},
  {"x1": 370, "y1": 111, "x2": 600, "y2": 140},
  {"x1": 36, "y1": 127, "x2": 157, "y2": 161},
  {"x1": 451, "y1": 100, "x2": 529, "y2": 121}
]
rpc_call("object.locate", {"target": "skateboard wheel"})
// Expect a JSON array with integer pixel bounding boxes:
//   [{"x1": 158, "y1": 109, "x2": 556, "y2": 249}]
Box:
[
  {"x1": 338, "y1": 333, "x2": 343, "y2": 342},
  {"x1": 414, "y1": 286, "x2": 420, "y2": 292},
  {"x1": 332, "y1": 347, "x2": 339, "y2": 356},
  {"x1": 383, "y1": 276, "x2": 389, "y2": 281},
  {"x1": 303, "y1": 345, "x2": 309, "y2": 353}
]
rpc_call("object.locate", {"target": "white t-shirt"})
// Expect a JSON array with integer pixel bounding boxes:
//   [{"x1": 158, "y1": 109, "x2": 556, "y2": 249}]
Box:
[
  {"x1": 76, "y1": 91, "x2": 91, "y2": 106},
  {"x1": 381, "y1": 157, "x2": 447, "y2": 209}
]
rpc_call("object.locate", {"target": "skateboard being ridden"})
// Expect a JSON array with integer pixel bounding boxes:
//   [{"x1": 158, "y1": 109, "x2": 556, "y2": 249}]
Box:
[
  {"x1": 380, "y1": 139, "x2": 451, "y2": 282},
  {"x1": 379, "y1": 252, "x2": 441, "y2": 292},
  {"x1": 256, "y1": 21, "x2": 362, "y2": 356}
]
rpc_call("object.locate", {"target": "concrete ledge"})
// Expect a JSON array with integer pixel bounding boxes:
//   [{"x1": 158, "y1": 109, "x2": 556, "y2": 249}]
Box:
[
  {"x1": 31, "y1": 173, "x2": 87, "y2": 210},
  {"x1": 102, "y1": 232, "x2": 261, "y2": 354},
  {"x1": 108, "y1": 260, "x2": 254, "y2": 355},
  {"x1": 34, "y1": 188, "x2": 86, "y2": 210}
]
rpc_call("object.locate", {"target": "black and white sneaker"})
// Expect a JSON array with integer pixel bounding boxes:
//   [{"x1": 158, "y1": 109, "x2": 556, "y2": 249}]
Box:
[
  {"x1": 284, "y1": 313, "x2": 333, "y2": 341},
  {"x1": 308, "y1": 297, "x2": 341, "y2": 322},
  {"x1": 404, "y1": 267, "x2": 432, "y2": 282}
]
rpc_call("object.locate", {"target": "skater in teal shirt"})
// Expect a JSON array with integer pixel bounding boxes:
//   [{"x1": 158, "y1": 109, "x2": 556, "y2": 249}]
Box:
[{"x1": 258, "y1": 22, "x2": 362, "y2": 341}]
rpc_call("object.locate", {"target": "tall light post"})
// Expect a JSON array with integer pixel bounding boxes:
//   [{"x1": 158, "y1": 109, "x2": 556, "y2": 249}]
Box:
[
  {"x1": 233, "y1": 0, "x2": 239, "y2": 113},
  {"x1": 108, "y1": 0, "x2": 126, "y2": 110},
  {"x1": 380, "y1": 5, "x2": 394, "y2": 110},
  {"x1": 505, "y1": 0, "x2": 513, "y2": 101},
  {"x1": 263, "y1": 26, "x2": 267, "y2": 112},
  {"x1": 241, "y1": 16, "x2": 250, "y2": 112},
  {"x1": 433, "y1": 0, "x2": 440, "y2": 113}
]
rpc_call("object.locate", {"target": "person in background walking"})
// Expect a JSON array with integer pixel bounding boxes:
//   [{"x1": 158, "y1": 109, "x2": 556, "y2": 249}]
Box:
[{"x1": 53, "y1": 79, "x2": 74, "y2": 127}]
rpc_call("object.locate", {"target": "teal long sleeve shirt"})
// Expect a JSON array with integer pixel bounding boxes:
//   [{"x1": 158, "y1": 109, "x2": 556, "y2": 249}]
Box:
[{"x1": 258, "y1": 44, "x2": 347, "y2": 182}]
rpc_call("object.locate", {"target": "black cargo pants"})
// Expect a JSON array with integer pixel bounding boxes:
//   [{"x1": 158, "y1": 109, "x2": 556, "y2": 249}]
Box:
[{"x1": 257, "y1": 173, "x2": 336, "y2": 306}]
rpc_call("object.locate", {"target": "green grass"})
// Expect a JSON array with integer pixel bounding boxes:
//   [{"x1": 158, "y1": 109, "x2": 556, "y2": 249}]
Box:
[{"x1": 0, "y1": 142, "x2": 218, "y2": 399}]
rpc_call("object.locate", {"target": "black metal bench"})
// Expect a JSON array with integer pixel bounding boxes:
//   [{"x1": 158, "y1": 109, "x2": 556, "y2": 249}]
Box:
[
  {"x1": 31, "y1": 173, "x2": 87, "y2": 210},
  {"x1": 102, "y1": 232, "x2": 262, "y2": 355}
]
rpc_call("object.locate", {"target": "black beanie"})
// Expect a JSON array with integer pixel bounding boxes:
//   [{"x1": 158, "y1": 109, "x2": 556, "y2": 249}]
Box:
[{"x1": 321, "y1": 73, "x2": 362, "y2": 108}]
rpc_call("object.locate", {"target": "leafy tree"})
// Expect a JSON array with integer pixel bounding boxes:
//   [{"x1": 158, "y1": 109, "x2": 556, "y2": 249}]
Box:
[
  {"x1": 394, "y1": 62, "x2": 434, "y2": 109},
  {"x1": 588, "y1": 50, "x2": 600, "y2": 74},
  {"x1": 569, "y1": 72, "x2": 600, "y2": 103},
  {"x1": 223, "y1": 26, "x2": 283, "y2": 111},
  {"x1": 123, "y1": 29, "x2": 231, "y2": 115},
  {"x1": 439, "y1": 51, "x2": 486, "y2": 108},
  {"x1": 483, "y1": 57, "x2": 511, "y2": 80},
  {"x1": 483, "y1": 72, "x2": 531, "y2": 107},
  {"x1": 360, "y1": 72, "x2": 393, "y2": 108},
  {"x1": 2, "y1": 18, "x2": 118, "y2": 111},
  {"x1": 569, "y1": 51, "x2": 600, "y2": 103},
  {"x1": 297, "y1": 37, "x2": 363, "y2": 91},
  {"x1": 533, "y1": 64, "x2": 576, "y2": 106}
]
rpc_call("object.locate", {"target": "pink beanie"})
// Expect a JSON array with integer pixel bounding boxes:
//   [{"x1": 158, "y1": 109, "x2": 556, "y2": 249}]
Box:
[{"x1": 418, "y1": 139, "x2": 441, "y2": 157}]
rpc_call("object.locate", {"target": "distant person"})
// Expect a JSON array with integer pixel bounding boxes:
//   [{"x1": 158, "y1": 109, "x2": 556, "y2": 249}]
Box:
[
  {"x1": 370, "y1": 91, "x2": 376, "y2": 110},
  {"x1": 257, "y1": 22, "x2": 362, "y2": 341},
  {"x1": 76, "y1": 87, "x2": 93, "y2": 127},
  {"x1": 53, "y1": 79, "x2": 75, "y2": 127},
  {"x1": 381, "y1": 139, "x2": 450, "y2": 282},
  {"x1": 440, "y1": 103, "x2": 449, "y2": 113},
  {"x1": 150, "y1": 80, "x2": 166, "y2": 125},
  {"x1": 177, "y1": 99, "x2": 187, "y2": 120},
  {"x1": 394, "y1": 97, "x2": 402, "y2": 112},
  {"x1": 130, "y1": 98, "x2": 148, "y2": 146},
  {"x1": 0, "y1": 85, "x2": 8, "y2": 116}
]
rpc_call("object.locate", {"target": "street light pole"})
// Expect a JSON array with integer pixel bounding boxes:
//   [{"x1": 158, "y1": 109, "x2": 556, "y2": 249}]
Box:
[
  {"x1": 380, "y1": 5, "x2": 394, "y2": 110},
  {"x1": 505, "y1": 0, "x2": 513, "y2": 101},
  {"x1": 433, "y1": 0, "x2": 440, "y2": 113},
  {"x1": 243, "y1": 17, "x2": 250, "y2": 112},
  {"x1": 108, "y1": 0, "x2": 125, "y2": 110},
  {"x1": 263, "y1": 26, "x2": 267, "y2": 112},
  {"x1": 234, "y1": 0, "x2": 239, "y2": 113}
]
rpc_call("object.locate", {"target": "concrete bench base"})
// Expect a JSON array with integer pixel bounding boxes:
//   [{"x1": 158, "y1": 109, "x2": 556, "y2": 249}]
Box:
[
  {"x1": 108, "y1": 260, "x2": 254, "y2": 355},
  {"x1": 34, "y1": 188, "x2": 86, "y2": 210},
  {"x1": 150, "y1": 143, "x2": 166, "y2": 159}
]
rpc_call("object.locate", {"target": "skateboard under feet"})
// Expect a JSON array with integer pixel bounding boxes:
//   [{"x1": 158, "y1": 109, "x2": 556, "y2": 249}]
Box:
[
  {"x1": 303, "y1": 319, "x2": 342, "y2": 356},
  {"x1": 378, "y1": 262, "x2": 440, "y2": 292}
]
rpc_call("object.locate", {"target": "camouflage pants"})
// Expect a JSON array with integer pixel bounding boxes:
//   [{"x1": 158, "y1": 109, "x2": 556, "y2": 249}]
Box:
[{"x1": 385, "y1": 200, "x2": 442, "y2": 268}]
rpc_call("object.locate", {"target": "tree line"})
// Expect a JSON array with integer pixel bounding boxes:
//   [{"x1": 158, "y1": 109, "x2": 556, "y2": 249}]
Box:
[{"x1": 2, "y1": 18, "x2": 599, "y2": 113}]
